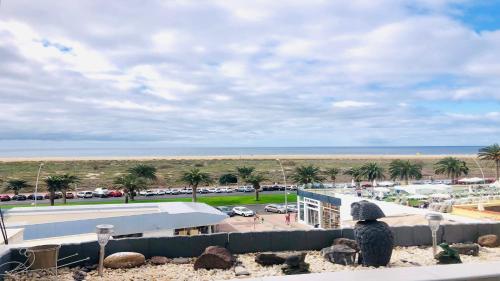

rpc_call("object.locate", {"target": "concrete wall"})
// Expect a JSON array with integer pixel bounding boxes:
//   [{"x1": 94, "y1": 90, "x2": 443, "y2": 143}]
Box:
[{"x1": 2, "y1": 223, "x2": 499, "y2": 271}]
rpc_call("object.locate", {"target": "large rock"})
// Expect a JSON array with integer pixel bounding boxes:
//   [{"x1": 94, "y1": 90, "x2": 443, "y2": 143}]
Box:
[
  {"x1": 103, "y1": 252, "x2": 145, "y2": 269},
  {"x1": 194, "y1": 246, "x2": 235, "y2": 270},
  {"x1": 450, "y1": 243, "x2": 479, "y2": 256},
  {"x1": 333, "y1": 238, "x2": 359, "y2": 252},
  {"x1": 281, "y1": 253, "x2": 309, "y2": 275},
  {"x1": 321, "y1": 245, "x2": 356, "y2": 265},
  {"x1": 478, "y1": 234, "x2": 498, "y2": 248},
  {"x1": 255, "y1": 252, "x2": 287, "y2": 266}
]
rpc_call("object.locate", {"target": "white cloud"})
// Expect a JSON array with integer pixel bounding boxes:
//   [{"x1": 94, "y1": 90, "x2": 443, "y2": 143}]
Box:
[{"x1": 332, "y1": 100, "x2": 375, "y2": 108}]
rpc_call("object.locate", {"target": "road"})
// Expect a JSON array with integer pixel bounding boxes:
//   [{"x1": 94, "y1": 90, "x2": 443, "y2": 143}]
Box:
[{"x1": 0, "y1": 190, "x2": 290, "y2": 206}]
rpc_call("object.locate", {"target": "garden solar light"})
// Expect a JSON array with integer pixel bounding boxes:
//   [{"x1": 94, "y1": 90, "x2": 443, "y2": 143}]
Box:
[
  {"x1": 96, "y1": 224, "x2": 114, "y2": 276},
  {"x1": 425, "y1": 213, "x2": 443, "y2": 256}
]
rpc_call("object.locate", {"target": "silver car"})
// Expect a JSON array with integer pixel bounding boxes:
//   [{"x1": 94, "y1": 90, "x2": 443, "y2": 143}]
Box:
[{"x1": 264, "y1": 204, "x2": 287, "y2": 213}]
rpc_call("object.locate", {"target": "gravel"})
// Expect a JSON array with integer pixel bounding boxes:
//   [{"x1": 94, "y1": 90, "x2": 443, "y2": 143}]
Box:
[{"x1": 6, "y1": 247, "x2": 500, "y2": 281}]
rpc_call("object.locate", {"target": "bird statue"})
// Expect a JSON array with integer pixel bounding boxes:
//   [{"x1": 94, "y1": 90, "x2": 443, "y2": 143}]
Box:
[{"x1": 435, "y1": 243, "x2": 462, "y2": 264}]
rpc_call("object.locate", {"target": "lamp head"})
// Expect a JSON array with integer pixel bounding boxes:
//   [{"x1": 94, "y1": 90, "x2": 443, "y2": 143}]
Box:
[
  {"x1": 425, "y1": 213, "x2": 443, "y2": 232},
  {"x1": 96, "y1": 224, "x2": 114, "y2": 246}
]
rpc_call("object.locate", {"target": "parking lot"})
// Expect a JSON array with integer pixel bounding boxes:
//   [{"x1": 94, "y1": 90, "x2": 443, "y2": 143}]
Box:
[{"x1": 0, "y1": 189, "x2": 290, "y2": 206}]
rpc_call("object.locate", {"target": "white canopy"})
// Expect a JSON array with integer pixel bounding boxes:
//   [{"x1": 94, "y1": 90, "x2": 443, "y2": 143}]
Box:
[
  {"x1": 407, "y1": 194, "x2": 428, "y2": 200},
  {"x1": 430, "y1": 193, "x2": 451, "y2": 199},
  {"x1": 458, "y1": 177, "x2": 484, "y2": 183},
  {"x1": 395, "y1": 184, "x2": 452, "y2": 195},
  {"x1": 377, "y1": 181, "x2": 396, "y2": 187}
]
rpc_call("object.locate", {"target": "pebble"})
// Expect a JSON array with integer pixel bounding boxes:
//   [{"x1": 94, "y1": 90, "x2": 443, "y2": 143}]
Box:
[{"x1": 12, "y1": 247, "x2": 498, "y2": 281}]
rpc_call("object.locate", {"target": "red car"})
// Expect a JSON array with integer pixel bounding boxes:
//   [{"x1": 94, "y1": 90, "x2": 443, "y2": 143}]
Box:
[
  {"x1": 0, "y1": 195, "x2": 11, "y2": 201},
  {"x1": 108, "y1": 190, "x2": 123, "y2": 197},
  {"x1": 65, "y1": 192, "x2": 75, "y2": 199}
]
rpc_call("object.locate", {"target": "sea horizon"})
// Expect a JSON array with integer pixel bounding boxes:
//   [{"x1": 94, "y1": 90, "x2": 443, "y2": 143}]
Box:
[{"x1": 0, "y1": 145, "x2": 485, "y2": 158}]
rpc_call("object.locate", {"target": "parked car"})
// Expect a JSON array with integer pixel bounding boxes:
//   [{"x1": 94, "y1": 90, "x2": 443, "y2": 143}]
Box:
[
  {"x1": 77, "y1": 191, "x2": 93, "y2": 198},
  {"x1": 27, "y1": 194, "x2": 44, "y2": 200},
  {"x1": 0, "y1": 195, "x2": 10, "y2": 201},
  {"x1": 141, "y1": 190, "x2": 155, "y2": 196},
  {"x1": 242, "y1": 186, "x2": 254, "y2": 193},
  {"x1": 219, "y1": 187, "x2": 232, "y2": 193},
  {"x1": 264, "y1": 204, "x2": 287, "y2": 213},
  {"x1": 164, "y1": 189, "x2": 172, "y2": 195},
  {"x1": 186, "y1": 188, "x2": 193, "y2": 194},
  {"x1": 232, "y1": 206, "x2": 255, "y2": 217},
  {"x1": 65, "y1": 192, "x2": 75, "y2": 199},
  {"x1": 45, "y1": 192, "x2": 62, "y2": 199},
  {"x1": 12, "y1": 194, "x2": 27, "y2": 201},
  {"x1": 216, "y1": 206, "x2": 235, "y2": 217},
  {"x1": 108, "y1": 190, "x2": 123, "y2": 197},
  {"x1": 198, "y1": 188, "x2": 209, "y2": 194},
  {"x1": 235, "y1": 186, "x2": 246, "y2": 192},
  {"x1": 94, "y1": 188, "x2": 109, "y2": 198},
  {"x1": 170, "y1": 188, "x2": 180, "y2": 195},
  {"x1": 215, "y1": 188, "x2": 223, "y2": 193},
  {"x1": 285, "y1": 204, "x2": 298, "y2": 213},
  {"x1": 154, "y1": 189, "x2": 166, "y2": 196}
]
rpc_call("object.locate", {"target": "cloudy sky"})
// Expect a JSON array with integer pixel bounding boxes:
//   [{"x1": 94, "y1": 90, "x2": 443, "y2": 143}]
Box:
[{"x1": 1, "y1": 0, "x2": 499, "y2": 149}]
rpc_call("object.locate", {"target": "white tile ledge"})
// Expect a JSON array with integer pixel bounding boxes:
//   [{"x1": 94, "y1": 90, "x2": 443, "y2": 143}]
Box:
[{"x1": 233, "y1": 261, "x2": 500, "y2": 281}]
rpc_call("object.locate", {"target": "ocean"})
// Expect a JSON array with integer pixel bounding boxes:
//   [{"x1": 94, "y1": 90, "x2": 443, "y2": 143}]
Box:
[{"x1": 0, "y1": 146, "x2": 483, "y2": 158}]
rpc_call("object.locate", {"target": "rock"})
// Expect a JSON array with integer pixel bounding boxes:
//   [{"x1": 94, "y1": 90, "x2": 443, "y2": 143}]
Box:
[
  {"x1": 281, "y1": 253, "x2": 309, "y2": 275},
  {"x1": 72, "y1": 270, "x2": 87, "y2": 281},
  {"x1": 103, "y1": 252, "x2": 146, "y2": 269},
  {"x1": 255, "y1": 252, "x2": 287, "y2": 266},
  {"x1": 450, "y1": 243, "x2": 479, "y2": 256},
  {"x1": 321, "y1": 244, "x2": 356, "y2": 265},
  {"x1": 171, "y1": 257, "x2": 191, "y2": 264},
  {"x1": 150, "y1": 256, "x2": 169, "y2": 265},
  {"x1": 333, "y1": 238, "x2": 359, "y2": 252},
  {"x1": 194, "y1": 246, "x2": 235, "y2": 270},
  {"x1": 81, "y1": 263, "x2": 98, "y2": 272},
  {"x1": 234, "y1": 265, "x2": 250, "y2": 276},
  {"x1": 478, "y1": 234, "x2": 498, "y2": 248},
  {"x1": 400, "y1": 259, "x2": 421, "y2": 266}
]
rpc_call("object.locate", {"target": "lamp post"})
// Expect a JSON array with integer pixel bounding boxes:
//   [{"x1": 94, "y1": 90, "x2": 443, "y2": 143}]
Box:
[
  {"x1": 276, "y1": 159, "x2": 288, "y2": 213},
  {"x1": 425, "y1": 213, "x2": 443, "y2": 256},
  {"x1": 34, "y1": 162, "x2": 44, "y2": 207},
  {"x1": 96, "y1": 224, "x2": 114, "y2": 277}
]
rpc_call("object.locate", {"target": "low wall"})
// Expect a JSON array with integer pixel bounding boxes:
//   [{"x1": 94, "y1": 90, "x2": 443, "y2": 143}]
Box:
[{"x1": 1, "y1": 223, "x2": 499, "y2": 275}]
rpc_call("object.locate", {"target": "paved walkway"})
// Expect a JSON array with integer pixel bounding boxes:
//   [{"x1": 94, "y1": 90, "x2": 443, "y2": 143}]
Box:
[{"x1": 218, "y1": 214, "x2": 310, "y2": 232}]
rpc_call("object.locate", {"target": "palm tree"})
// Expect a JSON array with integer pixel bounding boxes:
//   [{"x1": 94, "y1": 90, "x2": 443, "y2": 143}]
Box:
[
  {"x1": 246, "y1": 174, "x2": 267, "y2": 201},
  {"x1": 181, "y1": 168, "x2": 212, "y2": 202},
  {"x1": 325, "y1": 168, "x2": 340, "y2": 188},
  {"x1": 236, "y1": 166, "x2": 255, "y2": 183},
  {"x1": 6, "y1": 179, "x2": 30, "y2": 195},
  {"x1": 128, "y1": 164, "x2": 157, "y2": 180},
  {"x1": 478, "y1": 144, "x2": 500, "y2": 181},
  {"x1": 291, "y1": 165, "x2": 324, "y2": 187},
  {"x1": 343, "y1": 167, "x2": 363, "y2": 187},
  {"x1": 359, "y1": 162, "x2": 385, "y2": 183},
  {"x1": 434, "y1": 157, "x2": 469, "y2": 184},
  {"x1": 45, "y1": 175, "x2": 64, "y2": 206},
  {"x1": 59, "y1": 174, "x2": 79, "y2": 204},
  {"x1": 389, "y1": 160, "x2": 423, "y2": 185},
  {"x1": 114, "y1": 174, "x2": 147, "y2": 203}
]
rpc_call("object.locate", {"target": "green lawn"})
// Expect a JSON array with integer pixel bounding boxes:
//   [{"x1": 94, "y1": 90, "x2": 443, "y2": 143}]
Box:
[{"x1": 0, "y1": 193, "x2": 297, "y2": 209}]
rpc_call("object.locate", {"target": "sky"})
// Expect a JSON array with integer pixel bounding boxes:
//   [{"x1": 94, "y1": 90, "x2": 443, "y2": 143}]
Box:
[{"x1": 0, "y1": 0, "x2": 499, "y2": 149}]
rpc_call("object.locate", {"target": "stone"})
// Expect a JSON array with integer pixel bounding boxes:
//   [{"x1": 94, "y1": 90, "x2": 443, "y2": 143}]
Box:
[
  {"x1": 478, "y1": 234, "x2": 498, "y2": 248},
  {"x1": 171, "y1": 257, "x2": 191, "y2": 264},
  {"x1": 255, "y1": 252, "x2": 287, "y2": 266},
  {"x1": 435, "y1": 243, "x2": 461, "y2": 265},
  {"x1": 321, "y1": 244, "x2": 356, "y2": 265},
  {"x1": 72, "y1": 270, "x2": 87, "y2": 281},
  {"x1": 351, "y1": 200, "x2": 386, "y2": 221},
  {"x1": 450, "y1": 243, "x2": 479, "y2": 256},
  {"x1": 150, "y1": 256, "x2": 170, "y2": 265},
  {"x1": 333, "y1": 238, "x2": 359, "y2": 252},
  {"x1": 194, "y1": 246, "x2": 235, "y2": 270},
  {"x1": 234, "y1": 265, "x2": 250, "y2": 276},
  {"x1": 281, "y1": 253, "x2": 309, "y2": 275},
  {"x1": 103, "y1": 252, "x2": 146, "y2": 269}
]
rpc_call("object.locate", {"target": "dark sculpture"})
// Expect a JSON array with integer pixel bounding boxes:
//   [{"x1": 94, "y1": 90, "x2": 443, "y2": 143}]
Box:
[
  {"x1": 351, "y1": 200, "x2": 394, "y2": 267},
  {"x1": 435, "y1": 243, "x2": 462, "y2": 264}
]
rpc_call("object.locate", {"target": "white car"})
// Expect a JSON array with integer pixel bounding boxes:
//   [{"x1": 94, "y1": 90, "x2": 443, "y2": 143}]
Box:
[
  {"x1": 77, "y1": 191, "x2": 93, "y2": 198},
  {"x1": 242, "y1": 186, "x2": 254, "y2": 192},
  {"x1": 208, "y1": 188, "x2": 217, "y2": 193},
  {"x1": 93, "y1": 188, "x2": 109, "y2": 198},
  {"x1": 139, "y1": 190, "x2": 148, "y2": 196},
  {"x1": 232, "y1": 206, "x2": 255, "y2": 217},
  {"x1": 170, "y1": 188, "x2": 180, "y2": 195},
  {"x1": 154, "y1": 189, "x2": 166, "y2": 195},
  {"x1": 215, "y1": 188, "x2": 223, "y2": 193},
  {"x1": 219, "y1": 187, "x2": 232, "y2": 193}
]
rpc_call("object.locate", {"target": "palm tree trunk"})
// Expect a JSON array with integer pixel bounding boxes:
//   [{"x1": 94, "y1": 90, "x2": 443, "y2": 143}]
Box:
[
  {"x1": 255, "y1": 189, "x2": 259, "y2": 201},
  {"x1": 62, "y1": 190, "x2": 67, "y2": 204},
  {"x1": 50, "y1": 190, "x2": 55, "y2": 206},
  {"x1": 14, "y1": 190, "x2": 19, "y2": 196},
  {"x1": 192, "y1": 185, "x2": 197, "y2": 202},
  {"x1": 125, "y1": 191, "x2": 129, "y2": 204}
]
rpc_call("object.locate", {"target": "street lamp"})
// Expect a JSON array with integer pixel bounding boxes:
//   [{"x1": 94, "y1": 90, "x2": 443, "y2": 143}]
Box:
[
  {"x1": 276, "y1": 159, "x2": 288, "y2": 212},
  {"x1": 96, "y1": 224, "x2": 114, "y2": 277},
  {"x1": 425, "y1": 213, "x2": 443, "y2": 256},
  {"x1": 34, "y1": 162, "x2": 44, "y2": 207}
]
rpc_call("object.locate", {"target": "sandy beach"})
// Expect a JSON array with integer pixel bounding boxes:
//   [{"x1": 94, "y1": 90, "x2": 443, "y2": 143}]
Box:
[{"x1": 0, "y1": 154, "x2": 477, "y2": 163}]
